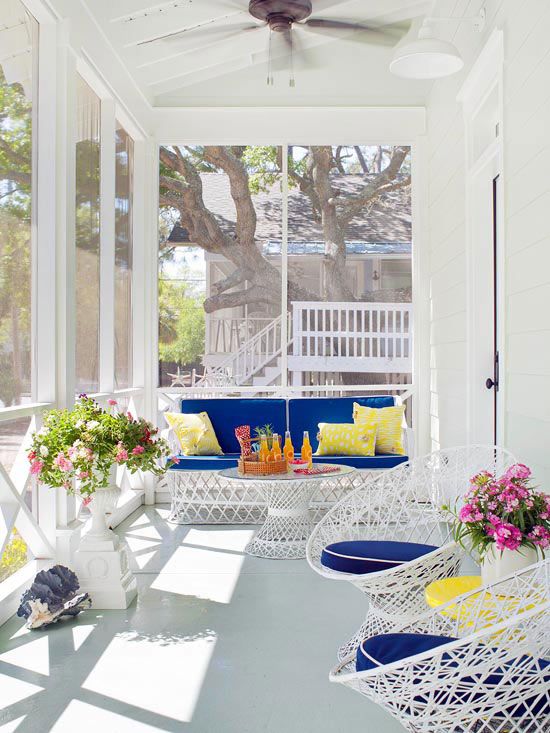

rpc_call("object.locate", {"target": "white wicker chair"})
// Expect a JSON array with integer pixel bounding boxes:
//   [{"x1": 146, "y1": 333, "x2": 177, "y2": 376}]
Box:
[
  {"x1": 306, "y1": 445, "x2": 517, "y2": 659},
  {"x1": 330, "y1": 558, "x2": 550, "y2": 733}
]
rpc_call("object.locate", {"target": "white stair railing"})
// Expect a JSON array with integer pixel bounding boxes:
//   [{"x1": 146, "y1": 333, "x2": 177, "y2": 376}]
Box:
[{"x1": 198, "y1": 314, "x2": 290, "y2": 387}]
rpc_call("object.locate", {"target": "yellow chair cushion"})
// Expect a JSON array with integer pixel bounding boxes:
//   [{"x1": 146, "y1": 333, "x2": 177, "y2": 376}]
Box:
[
  {"x1": 314, "y1": 422, "x2": 377, "y2": 457},
  {"x1": 353, "y1": 403, "x2": 406, "y2": 455},
  {"x1": 164, "y1": 412, "x2": 223, "y2": 456}
]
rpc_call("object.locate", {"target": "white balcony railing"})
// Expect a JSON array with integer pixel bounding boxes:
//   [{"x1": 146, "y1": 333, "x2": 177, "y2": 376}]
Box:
[{"x1": 289, "y1": 301, "x2": 412, "y2": 374}]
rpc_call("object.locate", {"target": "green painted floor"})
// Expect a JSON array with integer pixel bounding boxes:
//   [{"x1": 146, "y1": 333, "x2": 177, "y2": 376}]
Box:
[{"x1": 0, "y1": 507, "x2": 404, "y2": 732}]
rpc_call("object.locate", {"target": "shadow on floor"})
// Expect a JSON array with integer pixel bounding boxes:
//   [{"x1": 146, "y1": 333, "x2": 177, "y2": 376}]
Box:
[{"x1": 0, "y1": 507, "x2": 404, "y2": 733}]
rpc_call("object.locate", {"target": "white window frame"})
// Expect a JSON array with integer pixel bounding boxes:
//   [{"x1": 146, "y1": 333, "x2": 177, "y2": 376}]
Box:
[
  {"x1": 152, "y1": 108, "x2": 429, "y2": 455},
  {"x1": 0, "y1": 2, "x2": 150, "y2": 616}
]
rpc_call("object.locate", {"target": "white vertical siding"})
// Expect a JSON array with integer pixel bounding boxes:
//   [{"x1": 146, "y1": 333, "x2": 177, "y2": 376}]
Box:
[{"x1": 427, "y1": 0, "x2": 550, "y2": 485}]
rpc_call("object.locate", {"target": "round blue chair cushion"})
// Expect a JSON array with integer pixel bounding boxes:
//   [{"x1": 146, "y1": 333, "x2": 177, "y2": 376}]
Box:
[
  {"x1": 320, "y1": 540, "x2": 438, "y2": 575},
  {"x1": 357, "y1": 632, "x2": 456, "y2": 671},
  {"x1": 356, "y1": 632, "x2": 550, "y2": 717}
]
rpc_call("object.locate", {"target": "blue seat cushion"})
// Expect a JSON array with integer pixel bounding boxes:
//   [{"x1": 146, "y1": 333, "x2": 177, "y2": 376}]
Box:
[
  {"x1": 179, "y1": 398, "x2": 286, "y2": 454},
  {"x1": 357, "y1": 633, "x2": 453, "y2": 672},
  {"x1": 288, "y1": 395, "x2": 396, "y2": 454},
  {"x1": 321, "y1": 540, "x2": 438, "y2": 575},
  {"x1": 311, "y1": 454, "x2": 408, "y2": 470},
  {"x1": 356, "y1": 633, "x2": 550, "y2": 716},
  {"x1": 169, "y1": 454, "x2": 240, "y2": 471}
]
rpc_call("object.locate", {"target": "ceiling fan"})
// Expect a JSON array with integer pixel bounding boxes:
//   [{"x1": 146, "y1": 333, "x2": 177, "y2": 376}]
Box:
[{"x1": 138, "y1": 1, "x2": 409, "y2": 84}]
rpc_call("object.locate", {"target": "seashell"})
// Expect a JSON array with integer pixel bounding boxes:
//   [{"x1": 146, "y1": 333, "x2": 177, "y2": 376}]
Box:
[{"x1": 17, "y1": 565, "x2": 91, "y2": 629}]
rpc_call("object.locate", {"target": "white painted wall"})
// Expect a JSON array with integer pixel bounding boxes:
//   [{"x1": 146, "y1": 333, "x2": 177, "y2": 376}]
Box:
[{"x1": 427, "y1": 0, "x2": 550, "y2": 485}]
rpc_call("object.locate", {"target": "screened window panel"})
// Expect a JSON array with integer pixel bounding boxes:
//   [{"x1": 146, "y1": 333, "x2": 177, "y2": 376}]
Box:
[
  {"x1": 75, "y1": 76, "x2": 101, "y2": 394},
  {"x1": 157, "y1": 145, "x2": 412, "y2": 394},
  {"x1": 0, "y1": 2, "x2": 37, "y2": 409},
  {"x1": 0, "y1": 0, "x2": 37, "y2": 580},
  {"x1": 115, "y1": 124, "x2": 134, "y2": 389},
  {"x1": 287, "y1": 145, "x2": 413, "y2": 391},
  {"x1": 158, "y1": 146, "x2": 282, "y2": 389}
]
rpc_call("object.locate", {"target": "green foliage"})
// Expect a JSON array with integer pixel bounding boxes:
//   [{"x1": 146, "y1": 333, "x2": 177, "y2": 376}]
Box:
[
  {"x1": 28, "y1": 397, "x2": 173, "y2": 497},
  {"x1": 0, "y1": 67, "x2": 33, "y2": 406},
  {"x1": 0, "y1": 531, "x2": 28, "y2": 583},
  {"x1": 158, "y1": 278, "x2": 205, "y2": 367},
  {"x1": 253, "y1": 423, "x2": 275, "y2": 451},
  {"x1": 0, "y1": 68, "x2": 32, "y2": 219}
]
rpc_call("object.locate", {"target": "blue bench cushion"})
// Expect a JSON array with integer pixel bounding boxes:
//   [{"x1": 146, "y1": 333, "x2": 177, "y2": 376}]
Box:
[
  {"x1": 356, "y1": 633, "x2": 550, "y2": 716},
  {"x1": 170, "y1": 454, "x2": 240, "y2": 471},
  {"x1": 180, "y1": 398, "x2": 286, "y2": 454},
  {"x1": 311, "y1": 454, "x2": 408, "y2": 470},
  {"x1": 288, "y1": 396, "x2": 396, "y2": 453},
  {"x1": 321, "y1": 540, "x2": 438, "y2": 575}
]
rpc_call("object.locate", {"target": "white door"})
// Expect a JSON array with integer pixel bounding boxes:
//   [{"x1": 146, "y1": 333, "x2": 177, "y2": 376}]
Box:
[{"x1": 468, "y1": 154, "x2": 501, "y2": 444}]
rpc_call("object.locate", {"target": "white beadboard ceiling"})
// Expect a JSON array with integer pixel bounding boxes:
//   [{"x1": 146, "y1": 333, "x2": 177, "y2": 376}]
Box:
[{"x1": 82, "y1": 0, "x2": 434, "y2": 107}]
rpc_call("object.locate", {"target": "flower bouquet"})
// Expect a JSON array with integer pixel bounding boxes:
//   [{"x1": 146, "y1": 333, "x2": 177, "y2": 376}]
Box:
[
  {"x1": 28, "y1": 395, "x2": 173, "y2": 498},
  {"x1": 445, "y1": 463, "x2": 549, "y2": 582}
]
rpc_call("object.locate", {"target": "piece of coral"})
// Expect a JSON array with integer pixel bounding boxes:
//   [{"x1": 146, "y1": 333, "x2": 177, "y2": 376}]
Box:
[{"x1": 17, "y1": 565, "x2": 91, "y2": 629}]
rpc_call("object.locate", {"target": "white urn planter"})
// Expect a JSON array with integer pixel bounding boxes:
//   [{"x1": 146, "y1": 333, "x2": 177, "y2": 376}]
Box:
[
  {"x1": 480, "y1": 544, "x2": 539, "y2": 585},
  {"x1": 74, "y1": 465, "x2": 137, "y2": 609}
]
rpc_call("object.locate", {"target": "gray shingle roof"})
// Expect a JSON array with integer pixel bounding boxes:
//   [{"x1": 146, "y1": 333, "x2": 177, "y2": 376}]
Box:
[{"x1": 169, "y1": 173, "x2": 411, "y2": 254}]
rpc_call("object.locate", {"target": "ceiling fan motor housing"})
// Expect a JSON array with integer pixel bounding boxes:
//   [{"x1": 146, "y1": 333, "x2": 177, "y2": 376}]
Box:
[{"x1": 249, "y1": 0, "x2": 313, "y2": 30}]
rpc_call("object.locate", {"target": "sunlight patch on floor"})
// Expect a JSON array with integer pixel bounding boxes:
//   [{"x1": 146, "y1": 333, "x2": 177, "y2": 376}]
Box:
[
  {"x1": 0, "y1": 635, "x2": 49, "y2": 676},
  {"x1": 127, "y1": 525, "x2": 162, "y2": 541},
  {"x1": 0, "y1": 673, "x2": 43, "y2": 707},
  {"x1": 125, "y1": 536, "x2": 159, "y2": 555},
  {"x1": 82, "y1": 632, "x2": 217, "y2": 723},
  {"x1": 72, "y1": 624, "x2": 96, "y2": 652},
  {"x1": 133, "y1": 550, "x2": 158, "y2": 570},
  {"x1": 50, "y1": 700, "x2": 167, "y2": 732},
  {"x1": 151, "y1": 546, "x2": 245, "y2": 603},
  {"x1": 0, "y1": 715, "x2": 26, "y2": 732},
  {"x1": 182, "y1": 528, "x2": 255, "y2": 553}
]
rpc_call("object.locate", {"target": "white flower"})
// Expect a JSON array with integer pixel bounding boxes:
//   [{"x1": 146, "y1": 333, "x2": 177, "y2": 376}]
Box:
[
  {"x1": 40, "y1": 445, "x2": 49, "y2": 457},
  {"x1": 86, "y1": 420, "x2": 100, "y2": 430},
  {"x1": 38, "y1": 427, "x2": 49, "y2": 436},
  {"x1": 75, "y1": 420, "x2": 84, "y2": 429}
]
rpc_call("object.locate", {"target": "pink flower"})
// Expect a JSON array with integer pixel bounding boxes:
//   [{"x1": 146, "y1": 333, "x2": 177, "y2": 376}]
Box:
[
  {"x1": 115, "y1": 442, "x2": 128, "y2": 463},
  {"x1": 54, "y1": 453, "x2": 73, "y2": 472},
  {"x1": 503, "y1": 463, "x2": 531, "y2": 481},
  {"x1": 127, "y1": 412, "x2": 133, "y2": 421},
  {"x1": 107, "y1": 399, "x2": 117, "y2": 406},
  {"x1": 78, "y1": 471, "x2": 89, "y2": 479},
  {"x1": 132, "y1": 446, "x2": 145, "y2": 455},
  {"x1": 487, "y1": 519, "x2": 523, "y2": 551},
  {"x1": 528, "y1": 525, "x2": 550, "y2": 549},
  {"x1": 30, "y1": 460, "x2": 43, "y2": 475},
  {"x1": 459, "y1": 503, "x2": 483, "y2": 523}
]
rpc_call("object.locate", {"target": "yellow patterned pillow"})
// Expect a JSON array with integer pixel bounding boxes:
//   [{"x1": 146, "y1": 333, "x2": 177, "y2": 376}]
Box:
[
  {"x1": 353, "y1": 403, "x2": 406, "y2": 455},
  {"x1": 164, "y1": 412, "x2": 223, "y2": 456},
  {"x1": 314, "y1": 422, "x2": 377, "y2": 457}
]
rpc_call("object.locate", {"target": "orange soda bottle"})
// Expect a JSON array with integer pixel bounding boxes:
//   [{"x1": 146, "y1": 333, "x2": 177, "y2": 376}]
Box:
[
  {"x1": 258, "y1": 435, "x2": 270, "y2": 463},
  {"x1": 283, "y1": 431, "x2": 294, "y2": 463},
  {"x1": 271, "y1": 433, "x2": 282, "y2": 462},
  {"x1": 301, "y1": 430, "x2": 313, "y2": 468}
]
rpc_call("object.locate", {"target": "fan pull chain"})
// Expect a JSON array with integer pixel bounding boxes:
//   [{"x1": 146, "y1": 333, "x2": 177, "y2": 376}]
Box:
[
  {"x1": 289, "y1": 26, "x2": 295, "y2": 87},
  {"x1": 267, "y1": 29, "x2": 274, "y2": 86}
]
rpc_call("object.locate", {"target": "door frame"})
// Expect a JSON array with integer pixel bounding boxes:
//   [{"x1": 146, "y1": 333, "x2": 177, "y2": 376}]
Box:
[{"x1": 458, "y1": 29, "x2": 505, "y2": 445}]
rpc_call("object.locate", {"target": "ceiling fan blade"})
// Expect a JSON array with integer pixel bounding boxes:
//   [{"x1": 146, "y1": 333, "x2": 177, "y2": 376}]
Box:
[
  {"x1": 302, "y1": 18, "x2": 409, "y2": 46},
  {"x1": 139, "y1": 22, "x2": 261, "y2": 46},
  {"x1": 159, "y1": 22, "x2": 262, "y2": 44}
]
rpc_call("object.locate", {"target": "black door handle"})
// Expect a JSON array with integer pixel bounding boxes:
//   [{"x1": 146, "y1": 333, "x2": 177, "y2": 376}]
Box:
[{"x1": 486, "y1": 378, "x2": 495, "y2": 390}]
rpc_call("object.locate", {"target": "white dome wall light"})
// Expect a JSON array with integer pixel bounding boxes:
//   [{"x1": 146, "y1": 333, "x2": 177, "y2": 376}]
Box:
[{"x1": 390, "y1": 7, "x2": 485, "y2": 80}]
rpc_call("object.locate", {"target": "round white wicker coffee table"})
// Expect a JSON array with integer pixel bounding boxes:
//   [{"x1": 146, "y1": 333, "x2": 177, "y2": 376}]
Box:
[{"x1": 219, "y1": 465, "x2": 356, "y2": 560}]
